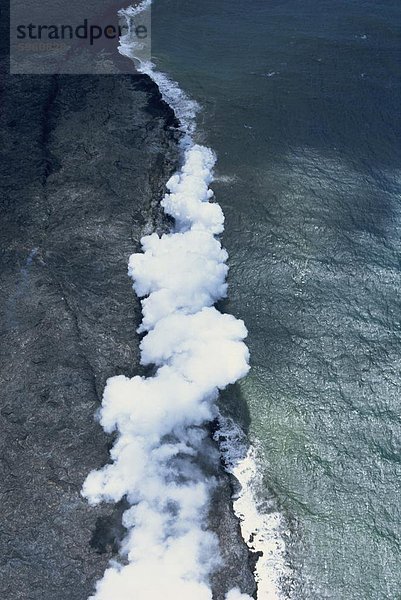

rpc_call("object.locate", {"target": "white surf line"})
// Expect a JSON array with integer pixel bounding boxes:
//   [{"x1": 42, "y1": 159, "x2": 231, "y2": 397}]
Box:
[
  {"x1": 82, "y1": 2, "x2": 291, "y2": 599},
  {"x1": 215, "y1": 416, "x2": 293, "y2": 599},
  {"x1": 118, "y1": 0, "x2": 199, "y2": 140}
]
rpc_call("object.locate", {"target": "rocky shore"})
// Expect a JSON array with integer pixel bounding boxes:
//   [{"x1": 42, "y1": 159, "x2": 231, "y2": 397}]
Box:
[{"x1": 0, "y1": 46, "x2": 256, "y2": 600}]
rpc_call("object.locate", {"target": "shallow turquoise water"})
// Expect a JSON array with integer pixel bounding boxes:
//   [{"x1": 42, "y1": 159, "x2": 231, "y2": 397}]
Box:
[{"x1": 151, "y1": 1, "x2": 401, "y2": 597}]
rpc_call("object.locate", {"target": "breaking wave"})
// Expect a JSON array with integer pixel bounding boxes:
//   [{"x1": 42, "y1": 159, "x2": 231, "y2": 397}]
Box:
[
  {"x1": 215, "y1": 417, "x2": 292, "y2": 599},
  {"x1": 119, "y1": 1, "x2": 199, "y2": 139},
  {"x1": 82, "y1": 1, "x2": 290, "y2": 598}
]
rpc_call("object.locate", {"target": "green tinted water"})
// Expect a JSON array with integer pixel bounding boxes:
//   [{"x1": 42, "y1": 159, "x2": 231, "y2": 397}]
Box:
[{"x1": 151, "y1": 1, "x2": 401, "y2": 597}]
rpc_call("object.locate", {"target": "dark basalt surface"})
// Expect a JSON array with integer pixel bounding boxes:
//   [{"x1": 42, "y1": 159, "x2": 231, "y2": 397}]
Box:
[
  {"x1": 0, "y1": 40, "x2": 255, "y2": 600},
  {"x1": 0, "y1": 68, "x2": 178, "y2": 599}
]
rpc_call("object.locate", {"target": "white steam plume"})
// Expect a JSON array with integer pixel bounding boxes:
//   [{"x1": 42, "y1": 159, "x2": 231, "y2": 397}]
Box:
[
  {"x1": 83, "y1": 1, "x2": 291, "y2": 598},
  {"x1": 82, "y1": 145, "x2": 253, "y2": 599}
]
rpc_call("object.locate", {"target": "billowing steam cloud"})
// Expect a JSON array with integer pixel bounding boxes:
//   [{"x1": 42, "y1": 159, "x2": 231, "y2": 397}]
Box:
[{"x1": 82, "y1": 145, "x2": 253, "y2": 599}]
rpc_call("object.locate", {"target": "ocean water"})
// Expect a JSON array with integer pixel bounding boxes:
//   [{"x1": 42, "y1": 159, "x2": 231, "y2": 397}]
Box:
[{"x1": 147, "y1": 1, "x2": 401, "y2": 598}]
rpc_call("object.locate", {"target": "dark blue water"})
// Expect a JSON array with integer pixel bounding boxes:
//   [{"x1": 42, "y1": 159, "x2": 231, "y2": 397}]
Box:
[{"x1": 151, "y1": 1, "x2": 401, "y2": 597}]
